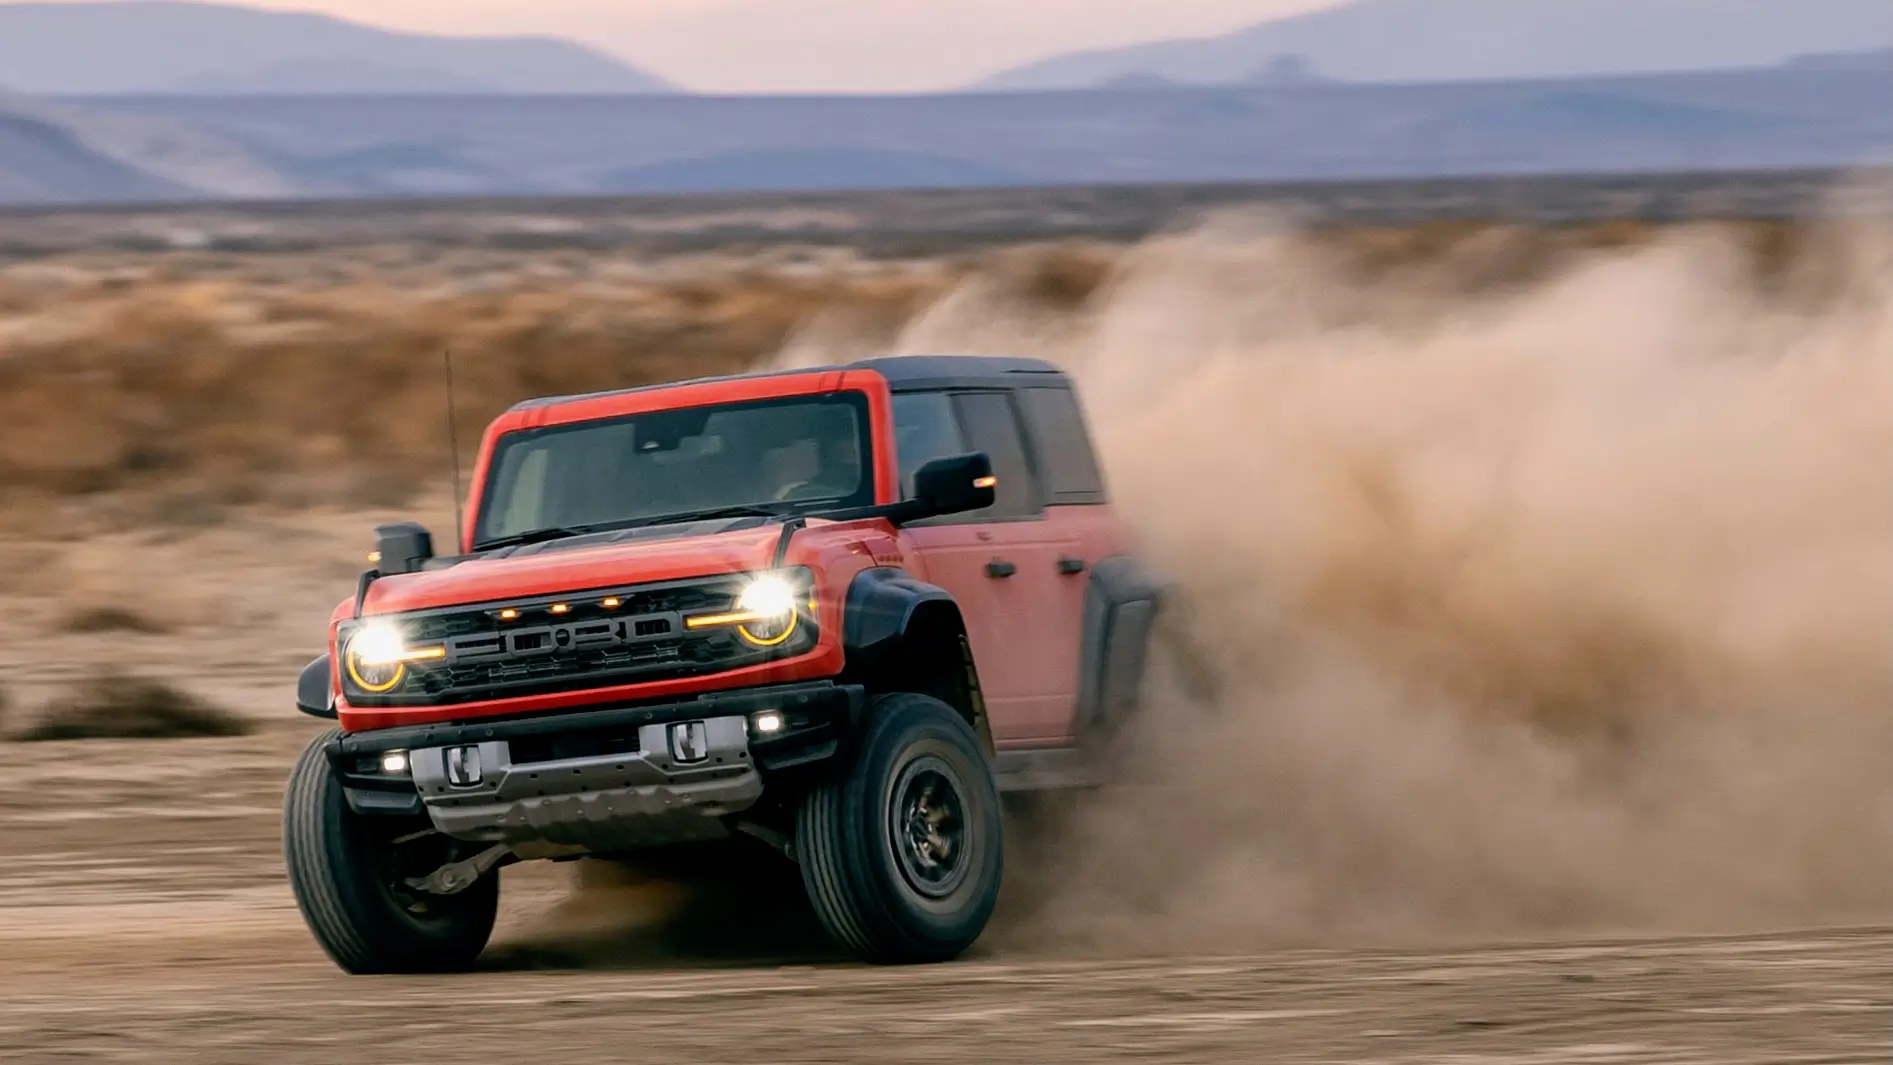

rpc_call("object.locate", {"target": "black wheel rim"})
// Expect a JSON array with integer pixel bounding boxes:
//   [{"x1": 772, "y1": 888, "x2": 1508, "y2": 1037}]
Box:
[
  {"x1": 363, "y1": 821, "x2": 458, "y2": 921},
  {"x1": 888, "y1": 755, "x2": 970, "y2": 900}
]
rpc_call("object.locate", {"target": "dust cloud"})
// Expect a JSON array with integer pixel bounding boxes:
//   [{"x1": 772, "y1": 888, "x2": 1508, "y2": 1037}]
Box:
[{"x1": 887, "y1": 207, "x2": 1893, "y2": 951}]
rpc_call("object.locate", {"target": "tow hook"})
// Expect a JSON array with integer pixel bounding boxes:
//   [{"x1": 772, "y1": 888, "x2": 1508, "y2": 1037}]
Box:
[
  {"x1": 735, "y1": 820, "x2": 796, "y2": 862},
  {"x1": 406, "y1": 843, "x2": 511, "y2": 896}
]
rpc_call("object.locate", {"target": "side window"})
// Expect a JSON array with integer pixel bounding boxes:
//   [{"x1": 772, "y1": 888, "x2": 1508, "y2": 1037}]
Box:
[
  {"x1": 890, "y1": 391, "x2": 966, "y2": 498},
  {"x1": 951, "y1": 391, "x2": 1042, "y2": 520},
  {"x1": 1018, "y1": 386, "x2": 1107, "y2": 503}
]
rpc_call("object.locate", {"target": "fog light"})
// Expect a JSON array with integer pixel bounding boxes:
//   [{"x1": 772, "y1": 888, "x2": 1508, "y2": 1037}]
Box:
[
  {"x1": 751, "y1": 710, "x2": 785, "y2": 736},
  {"x1": 379, "y1": 750, "x2": 410, "y2": 775}
]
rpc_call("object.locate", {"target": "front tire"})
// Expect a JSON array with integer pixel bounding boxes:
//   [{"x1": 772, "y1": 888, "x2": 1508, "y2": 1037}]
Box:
[
  {"x1": 797, "y1": 693, "x2": 1004, "y2": 963},
  {"x1": 283, "y1": 730, "x2": 498, "y2": 974}
]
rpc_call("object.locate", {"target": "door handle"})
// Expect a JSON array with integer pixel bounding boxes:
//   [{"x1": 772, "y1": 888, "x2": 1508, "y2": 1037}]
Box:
[
  {"x1": 1057, "y1": 556, "x2": 1087, "y2": 575},
  {"x1": 985, "y1": 559, "x2": 1017, "y2": 579}
]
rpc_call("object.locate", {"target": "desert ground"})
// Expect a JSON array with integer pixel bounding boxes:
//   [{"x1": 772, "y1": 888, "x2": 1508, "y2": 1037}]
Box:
[
  {"x1": 0, "y1": 177, "x2": 1888, "y2": 1062},
  {"x1": 1, "y1": 723, "x2": 1886, "y2": 1063}
]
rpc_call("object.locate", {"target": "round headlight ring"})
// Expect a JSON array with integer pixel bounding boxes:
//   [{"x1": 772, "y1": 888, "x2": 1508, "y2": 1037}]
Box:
[
  {"x1": 346, "y1": 649, "x2": 406, "y2": 693},
  {"x1": 737, "y1": 608, "x2": 798, "y2": 648},
  {"x1": 345, "y1": 623, "x2": 410, "y2": 693}
]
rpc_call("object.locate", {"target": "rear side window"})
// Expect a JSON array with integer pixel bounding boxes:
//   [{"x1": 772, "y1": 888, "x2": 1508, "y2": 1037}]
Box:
[
  {"x1": 1018, "y1": 386, "x2": 1107, "y2": 503},
  {"x1": 890, "y1": 391, "x2": 966, "y2": 497},
  {"x1": 951, "y1": 391, "x2": 1041, "y2": 520}
]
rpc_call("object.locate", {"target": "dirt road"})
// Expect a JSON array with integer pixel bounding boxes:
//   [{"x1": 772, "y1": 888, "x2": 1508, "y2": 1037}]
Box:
[{"x1": 0, "y1": 723, "x2": 1884, "y2": 1064}]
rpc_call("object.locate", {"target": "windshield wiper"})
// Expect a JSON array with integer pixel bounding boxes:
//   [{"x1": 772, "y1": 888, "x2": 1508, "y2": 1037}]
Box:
[
  {"x1": 632, "y1": 504, "x2": 788, "y2": 527},
  {"x1": 474, "y1": 505, "x2": 794, "y2": 551},
  {"x1": 472, "y1": 525, "x2": 600, "y2": 551}
]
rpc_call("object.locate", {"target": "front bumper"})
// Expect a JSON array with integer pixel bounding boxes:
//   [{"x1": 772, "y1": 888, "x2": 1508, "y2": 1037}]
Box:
[{"x1": 328, "y1": 681, "x2": 862, "y2": 853}]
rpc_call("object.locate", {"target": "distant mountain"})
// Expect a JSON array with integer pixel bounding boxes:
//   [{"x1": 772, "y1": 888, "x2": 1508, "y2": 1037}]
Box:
[
  {"x1": 0, "y1": 107, "x2": 192, "y2": 204},
  {"x1": 1784, "y1": 47, "x2": 1893, "y2": 72},
  {"x1": 0, "y1": 1, "x2": 675, "y2": 96},
  {"x1": 1248, "y1": 56, "x2": 1332, "y2": 86},
  {"x1": 0, "y1": 90, "x2": 306, "y2": 203},
  {"x1": 1099, "y1": 73, "x2": 1188, "y2": 92},
  {"x1": 600, "y1": 147, "x2": 1028, "y2": 194},
  {"x1": 1097, "y1": 57, "x2": 1334, "y2": 91},
  {"x1": 976, "y1": 0, "x2": 1893, "y2": 90},
  {"x1": 4, "y1": 60, "x2": 1887, "y2": 205}
]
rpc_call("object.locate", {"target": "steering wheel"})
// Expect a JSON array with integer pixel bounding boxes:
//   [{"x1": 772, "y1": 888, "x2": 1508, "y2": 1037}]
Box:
[{"x1": 774, "y1": 480, "x2": 816, "y2": 502}]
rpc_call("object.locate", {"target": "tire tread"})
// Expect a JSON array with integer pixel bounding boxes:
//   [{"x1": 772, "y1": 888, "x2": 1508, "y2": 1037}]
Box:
[
  {"x1": 282, "y1": 730, "x2": 495, "y2": 974},
  {"x1": 796, "y1": 693, "x2": 1002, "y2": 964}
]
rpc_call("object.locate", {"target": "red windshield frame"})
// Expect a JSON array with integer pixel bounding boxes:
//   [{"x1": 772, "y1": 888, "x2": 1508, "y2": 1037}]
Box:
[{"x1": 457, "y1": 369, "x2": 898, "y2": 555}]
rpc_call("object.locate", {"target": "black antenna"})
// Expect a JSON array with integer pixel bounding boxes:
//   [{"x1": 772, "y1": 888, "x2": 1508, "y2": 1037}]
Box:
[{"x1": 444, "y1": 349, "x2": 464, "y2": 550}]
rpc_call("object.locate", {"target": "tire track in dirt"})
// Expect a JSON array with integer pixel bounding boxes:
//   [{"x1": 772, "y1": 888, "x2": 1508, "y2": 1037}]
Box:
[
  {"x1": 2, "y1": 925, "x2": 1885, "y2": 1064},
  {"x1": 0, "y1": 727, "x2": 1886, "y2": 1064}
]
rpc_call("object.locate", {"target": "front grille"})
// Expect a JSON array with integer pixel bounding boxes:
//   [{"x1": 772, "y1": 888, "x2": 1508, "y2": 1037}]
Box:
[{"x1": 347, "y1": 575, "x2": 804, "y2": 707}]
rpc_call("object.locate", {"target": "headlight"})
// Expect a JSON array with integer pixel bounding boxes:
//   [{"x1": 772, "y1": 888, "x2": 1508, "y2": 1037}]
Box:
[
  {"x1": 343, "y1": 620, "x2": 444, "y2": 693},
  {"x1": 685, "y1": 570, "x2": 812, "y2": 648},
  {"x1": 733, "y1": 575, "x2": 799, "y2": 645}
]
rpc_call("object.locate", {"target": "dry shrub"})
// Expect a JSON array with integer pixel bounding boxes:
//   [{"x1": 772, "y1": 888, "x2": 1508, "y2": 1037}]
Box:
[
  {"x1": 973, "y1": 242, "x2": 1117, "y2": 309},
  {"x1": 13, "y1": 672, "x2": 251, "y2": 741},
  {"x1": 0, "y1": 221, "x2": 1812, "y2": 530},
  {"x1": 60, "y1": 604, "x2": 172, "y2": 635},
  {"x1": 0, "y1": 258, "x2": 950, "y2": 520}
]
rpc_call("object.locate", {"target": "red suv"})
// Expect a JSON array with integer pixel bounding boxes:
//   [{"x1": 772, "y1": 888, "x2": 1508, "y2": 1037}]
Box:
[{"x1": 284, "y1": 355, "x2": 1161, "y2": 971}]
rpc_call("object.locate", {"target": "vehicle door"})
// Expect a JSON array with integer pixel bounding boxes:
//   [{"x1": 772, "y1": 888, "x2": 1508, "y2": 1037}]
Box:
[
  {"x1": 1011, "y1": 384, "x2": 1120, "y2": 731},
  {"x1": 891, "y1": 389, "x2": 1084, "y2": 747}
]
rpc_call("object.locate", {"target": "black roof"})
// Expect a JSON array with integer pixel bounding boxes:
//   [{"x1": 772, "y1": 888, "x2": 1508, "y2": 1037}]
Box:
[
  {"x1": 509, "y1": 354, "x2": 1066, "y2": 411},
  {"x1": 849, "y1": 354, "x2": 1063, "y2": 390}
]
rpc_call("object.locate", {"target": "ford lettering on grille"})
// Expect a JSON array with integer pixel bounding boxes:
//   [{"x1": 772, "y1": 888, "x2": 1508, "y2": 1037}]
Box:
[{"x1": 444, "y1": 611, "x2": 681, "y2": 663}]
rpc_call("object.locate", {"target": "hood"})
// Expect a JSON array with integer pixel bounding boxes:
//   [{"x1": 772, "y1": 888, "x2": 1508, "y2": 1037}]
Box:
[{"x1": 358, "y1": 520, "x2": 789, "y2": 616}]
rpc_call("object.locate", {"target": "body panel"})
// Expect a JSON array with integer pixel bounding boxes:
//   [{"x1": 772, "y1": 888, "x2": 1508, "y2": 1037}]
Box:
[
  {"x1": 360, "y1": 525, "x2": 787, "y2": 616},
  {"x1": 900, "y1": 504, "x2": 1127, "y2": 746}
]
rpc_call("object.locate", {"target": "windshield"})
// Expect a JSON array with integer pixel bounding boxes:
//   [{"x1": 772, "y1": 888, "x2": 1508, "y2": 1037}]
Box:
[{"x1": 473, "y1": 392, "x2": 874, "y2": 547}]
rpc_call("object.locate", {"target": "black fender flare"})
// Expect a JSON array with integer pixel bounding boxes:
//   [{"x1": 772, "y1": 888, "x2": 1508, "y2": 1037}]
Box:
[
  {"x1": 296, "y1": 654, "x2": 337, "y2": 719},
  {"x1": 840, "y1": 568, "x2": 989, "y2": 747},
  {"x1": 841, "y1": 567, "x2": 962, "y2": 666},
  {"x1": 1075, "y1": 555, "x2": 1164, "y2": 735}
]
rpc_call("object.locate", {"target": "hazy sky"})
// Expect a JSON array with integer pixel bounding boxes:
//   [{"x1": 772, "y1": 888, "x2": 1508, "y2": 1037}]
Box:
[{"x1": 29, "y1": 0, "x2": 1346, "y2": 92}]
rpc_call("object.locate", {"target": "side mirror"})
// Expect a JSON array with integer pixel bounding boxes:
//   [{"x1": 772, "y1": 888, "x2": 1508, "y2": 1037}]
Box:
[
  {"x1": 907, "y1": 453, "x2": 997, "y2": 522},
  {"x1": 371, "y1": 521, "x2": 435, "y2": 575}
]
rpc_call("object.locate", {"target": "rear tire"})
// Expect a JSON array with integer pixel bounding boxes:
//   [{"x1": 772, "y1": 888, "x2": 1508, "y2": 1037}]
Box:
[
  {"x1": 796, "y1": 693, "x2": 1003, "y2": 964},
  {"x1": 283, "y1": 730, "x2": 498, "y2": 974}
]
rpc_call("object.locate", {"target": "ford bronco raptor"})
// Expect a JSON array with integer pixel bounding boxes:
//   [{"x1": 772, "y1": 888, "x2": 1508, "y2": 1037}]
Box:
[{"x1": 284, "y1": 355, "x2": 1161, "y2": 971}]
